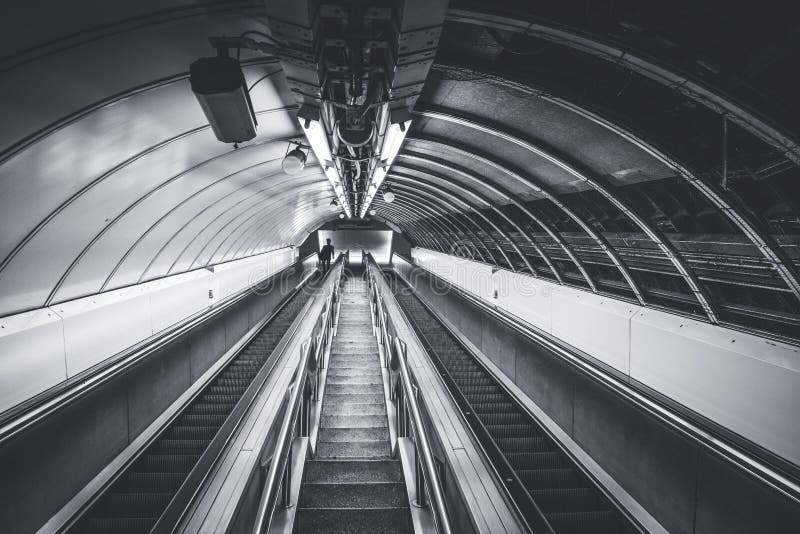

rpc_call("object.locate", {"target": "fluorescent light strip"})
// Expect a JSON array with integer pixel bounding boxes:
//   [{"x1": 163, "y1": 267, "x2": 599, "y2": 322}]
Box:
[
  {"x1": 360, "y1": 119, "x2": 411, "y2": 217},
  {"x1": 299, "y1": 118, "x2": 352, "y2": 217}
]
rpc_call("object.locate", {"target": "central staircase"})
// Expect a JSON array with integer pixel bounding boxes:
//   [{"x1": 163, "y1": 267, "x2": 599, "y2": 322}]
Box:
[{"x1": 294, "y1": 273, "x2": 411, "y2": 533}]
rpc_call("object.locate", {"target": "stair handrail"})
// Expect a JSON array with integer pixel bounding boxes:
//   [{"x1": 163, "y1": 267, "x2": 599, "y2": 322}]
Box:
[
  {"x1": 364, "y1": 253, "x2": 453, "y2": 534},
  {"x1": 252, "y1": 254, "x2": 345, "y2": 534}
]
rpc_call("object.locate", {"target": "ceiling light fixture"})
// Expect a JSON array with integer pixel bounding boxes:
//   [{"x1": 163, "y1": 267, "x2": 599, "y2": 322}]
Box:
[
  {"x1": 298, "y1": 105, "x2": 352, "y2": 217},
  {"x1": 359, "y1": 108, "x2": 411, "y2": 217},
  {"x1": 383, "y1": 184, "x2": 395, "y2": 204},
  {"x1": 282, "y1": 143, "x2": 307, "y2": 174}
]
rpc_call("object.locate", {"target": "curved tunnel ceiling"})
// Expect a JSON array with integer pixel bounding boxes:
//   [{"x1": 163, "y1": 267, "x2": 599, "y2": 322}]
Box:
[{"x1": 1, "y1": 1, "x2": 799, "y2": 343}]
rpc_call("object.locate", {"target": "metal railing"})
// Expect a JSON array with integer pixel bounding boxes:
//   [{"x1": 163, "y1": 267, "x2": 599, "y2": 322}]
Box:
[
  {"x1": 252, "y1": 252, "x2": 347, "y2": 534},
  {"x1": 363, "y1": 253, "x2": 453, "y2": 534}
]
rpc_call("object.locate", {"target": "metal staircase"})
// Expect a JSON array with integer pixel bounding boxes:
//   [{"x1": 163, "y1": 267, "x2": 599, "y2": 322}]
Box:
[{"x1": 294, "y1": 275, "x2": 411, "y2": 534}]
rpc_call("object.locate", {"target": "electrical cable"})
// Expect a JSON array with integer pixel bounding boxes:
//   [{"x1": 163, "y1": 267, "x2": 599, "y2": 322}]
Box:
[{"x1": 247, "y1": 69, "x2": 283, "y2": 92}]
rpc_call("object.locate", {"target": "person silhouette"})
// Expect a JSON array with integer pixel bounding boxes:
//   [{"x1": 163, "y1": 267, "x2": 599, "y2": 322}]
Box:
[{"x1": 319, "y1": 238, "x2": 334, "y2": 272}]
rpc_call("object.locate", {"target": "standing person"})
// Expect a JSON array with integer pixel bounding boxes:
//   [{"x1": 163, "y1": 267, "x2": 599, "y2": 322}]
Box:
[{"x1": 319, "y1": 238, "x2": 334, "y2": 272}]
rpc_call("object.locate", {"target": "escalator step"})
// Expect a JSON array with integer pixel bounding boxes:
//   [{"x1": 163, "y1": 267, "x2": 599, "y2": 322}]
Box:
[
  {"x1": 530, "y1": 487, "x2": 603, "y2": 513},
  {"x1": 167, "y1": 426, "x2": 218, "y2": 440},
  {"x1": 474, "y1": 412, "x2": 526, "y2": 426},
  {"x1": 180, "y1": 414, "x2": 227, "y2": 427},
  {"x1": 219, "y1": 370, "x2": 257, "y2": 380},
  {"x1": 206, "y1": 385, "x2": 247, "y2": 396},
  {"x1": 466, "y1": 393, "x2": 509, "y2": 405},
  {"x1": 119, "y1": 472, "x2": 187, "y2": 493},
  {"x1": 495, "y1": 436, "x2": 550, "y2": 453},
  {"x1": 497, "y1": 451, "x2": 564, "y2": 471},
  {"x1": 139, "y1": 454, "x2": 200, "y2": 473},
  {"x1": 471, "y1": 402, "x2": 518, "y2": 414},
  {"x1": 216, "y1": 379, "x2": 251, "y2": 388},
  {"x1": 188, "y1": 402, "x2": 235, "y2": 416},
  {"x1": 518, "y1": 468, "x2": 579, "y2": 489},
  {"x1": 486, "y1": 424, "x2": 540, "y2": 438},
  {"x1": 460, "y1": 385, "x2": 502, "y2": 395},
  {"x1": 79, "y1": 517, "x2": 156, "y2": 534},
  {"x1": 454, "y1": 377, "x2": 496, "y2": 387},
  {"x1": 544, "y1": 510, "x2": 621, "y2": 534},
  {"x1": 100, "y1": 492, "x2": 173, "y2": 516},
  {"x1": 199, "y1": 394, "x2": 241, "y2": 404},
  {"x1": 153, "y1": 439, "x2": 211, "y2": 455}
]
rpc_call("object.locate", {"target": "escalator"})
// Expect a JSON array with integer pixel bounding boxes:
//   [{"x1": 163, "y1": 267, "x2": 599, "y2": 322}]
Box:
[
  {"x1": 70, "y1": 271, "x2": 325, "y2": 534},
  {"x1": 384, "y1": 271, "x2": 639, "y2": 534},
  {"x1": 293, "y1": 272, "x2": 411, "y2": 533}
]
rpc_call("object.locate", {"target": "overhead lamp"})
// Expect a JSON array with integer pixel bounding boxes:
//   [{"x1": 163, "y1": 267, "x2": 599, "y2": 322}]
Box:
[
  {"x1": 329, "y1": 198, "x2": 339, "y2": 211},
  {"x1": 379, "y1": 109, "x2": 412, "y2": 169},
  {"x1": 383, "y1": 184, "x2": 395, "y2": 203},
  {"x1": 297, "y1": 105, "x2": 352, "y2": 217},
  {"x1": 369, "y1": 209, "x2": 376, "y2": 216},
  {"x1": 190, "y1": 56, "x2": 257, "y2": 144},
  {"x1": 282, "y1": 144, "x2": 307, "y2": 174},
  {"x1": 338, "y1": 213, "x2": 345, "y2": 219},
  {"x1": 358, "y1": 108, "x2": 411, "y2": 217}
]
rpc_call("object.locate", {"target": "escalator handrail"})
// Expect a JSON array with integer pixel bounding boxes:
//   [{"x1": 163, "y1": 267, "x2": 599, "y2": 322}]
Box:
[
  {"x1": 364, "y1": 253, "x2": 453, "y2": 534},
  {"x1": 252, "y1": 252, "x2": 347, "y2": 534},
  {"x1": 394, "y1": 253, "x2": 800, "y2": 507}
]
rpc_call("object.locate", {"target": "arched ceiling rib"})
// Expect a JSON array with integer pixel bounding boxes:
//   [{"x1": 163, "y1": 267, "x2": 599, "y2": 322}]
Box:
[
  {"x1": 401, "y1": 137, "x2": 645, "y2": 303},
  {"x1": 1, "y1": 2, "x2": 798, "y2": 342},
  {"x1": 389, "y1": 178, "x2": 517, "y2": 269},
  {"x1": 396, "y1": 154, "x2": 597, "y2": 291},
  {"x1": 446, "y1": 5, "x2": 800, "y2": 165},
  {"x1": 414, "y1": 106, "x2": 728, "y2": 322},
  {"x1": 376, "y1": 187, "x2": 491, "y2": 263}
]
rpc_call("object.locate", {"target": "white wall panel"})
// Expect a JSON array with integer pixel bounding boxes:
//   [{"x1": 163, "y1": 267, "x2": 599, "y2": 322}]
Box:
[
  {"x1": 148, "y1": 271, "x2": 211, "y2": 334},
  {"x1": 0, "y1": 308, "x2": 66, "y2": 413},
  {"x1": 551, "y1": 286, "x2": 637, "y2": 374},
  {"x1": 0, "y1": 248, "x2": 297, "y2": 415},
  {"x1": 55, "y1": 285, "x2": 153, "y2": 378},
  {"x1": 493, "y1": 269, "x2": 552, "y2": 334},
  {"x1": 630, "y1": 309, "x2": 800, "y2": 466},
  {"x1": 408, "y1": 247, "x2": 800, "y2": 464}
]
